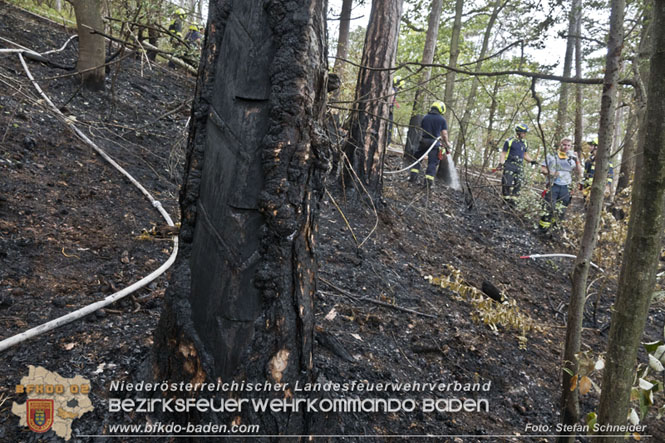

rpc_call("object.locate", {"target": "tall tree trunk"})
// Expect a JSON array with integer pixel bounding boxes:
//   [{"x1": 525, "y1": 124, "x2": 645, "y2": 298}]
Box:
[
  {"x1": 451, "y1": 0, "x2": 503, "y2": 165},
  {"x1": 481, "y1": 77, "x2": 500, "y2": 171},
  {"x1": 443, "y1": 0, "x2": 463, "y2": 124},
  {"x1": 411, "y1": 0, "x2": 443, "y2": 115},
  {"x1": 554, "y1": 0, "x2": 582, "y2": 143},
  {"x1": 616, "y1": 7, "x2": 653, "y2": 195},
  {"x1": 331, "y1": 0, "x2": 353, "y2": 101},
  {"x1": 558, "y1": 0, "x2": 625, "y2": 440},
  {"x1": 573, "y1": 3, "x2": 583, "y2": 158},
  {"x1": 153, "y1": 0, "x2": 328, "y2": 435},
  {"x1": 343, "y1": 0, "x2": 403, "y2": 198},
  {"x1": 615, "y1": 107, "x2": 637, "y2": 195},
  {"x1": 597, "y1": 3, "x2": 665, "y2": 437},
  {"x1": 69, "y1": 0, "x2": 105, "y2": 90}
]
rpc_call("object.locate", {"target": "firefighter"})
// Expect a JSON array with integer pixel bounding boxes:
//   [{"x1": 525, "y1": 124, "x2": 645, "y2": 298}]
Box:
[
  {"x1": 409, "y1": 101, "x2": 451, "y2": 188},
  {"x1": 185, "y1": 24, "x2": 203, "y2": 47},
  {"x1": 583, "y1": 137, "x2": 614, "y2": 200},
  {"x1": 497, "y1": 124, "x2": 538, "y2": 202},
  {"x1": 168, "y1": 8, "x2": 187, "y2": 40},
  {"x1": 538, "y1": 137, "x2": 583, "y2": 233}
]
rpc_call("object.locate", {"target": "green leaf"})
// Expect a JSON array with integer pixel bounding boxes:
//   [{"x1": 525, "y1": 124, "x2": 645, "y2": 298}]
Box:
[
  {"x1": 586, "y1": 411, "x2": 597, "y2": 430},
  {"x1": 562, "y1": 367, "x2": 574, "y2": 377},
  {"x1": 639, "y1": 390, "x2": 650, "y2": 419},
  {"x1": 643, "y1": 340, "x2": 664, "y2": 354}
]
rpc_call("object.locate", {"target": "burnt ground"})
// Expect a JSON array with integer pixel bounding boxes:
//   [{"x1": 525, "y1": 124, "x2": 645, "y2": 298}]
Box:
[{"x1": 1, "y1": 2, "x2": 664, "y2": 442}]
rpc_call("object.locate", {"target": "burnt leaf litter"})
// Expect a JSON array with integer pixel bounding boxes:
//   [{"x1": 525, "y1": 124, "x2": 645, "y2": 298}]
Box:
[{"x1": 1, "y1": 3, "x2": 664, "y2": 442}]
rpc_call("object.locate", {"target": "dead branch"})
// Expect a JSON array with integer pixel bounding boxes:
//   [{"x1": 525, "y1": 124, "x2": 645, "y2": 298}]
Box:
[{"x1": 319, "y1": 277, "x2": 437, "y2": 319}]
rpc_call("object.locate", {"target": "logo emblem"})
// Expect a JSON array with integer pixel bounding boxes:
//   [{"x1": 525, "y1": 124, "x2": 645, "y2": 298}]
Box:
[{"x1": 26, "y1": 399, "x2": 54, "y2": 433}]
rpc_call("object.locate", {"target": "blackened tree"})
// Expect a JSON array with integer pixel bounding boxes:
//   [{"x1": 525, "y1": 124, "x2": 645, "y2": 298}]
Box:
[{"x1": 153, "y1": 0, "x2": 329, "y2": 435}]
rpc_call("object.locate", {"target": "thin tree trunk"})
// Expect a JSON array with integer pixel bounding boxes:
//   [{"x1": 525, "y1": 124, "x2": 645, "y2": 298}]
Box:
[
  {"x1": 443, "y1": 0, "x2": 463, "y2": 125},
  {"x1": 481, "y1": 78, "x2": 500, "y2": 171},
  {"x1": 573, "y1": 3, "x2": 583, "y2": 158},
  {"x1": 597, "y1": 2, "x2": 665, "y2": 437},
  {"x1": 343, "y1": 0, "x2": 404, "y2": 198},
  {"x1": 558, "y1": 0, "x2": 625, "y2": 440},
  {"x1": 69, "y1": 0, "x2": 106, "y2": 90},
  {"x1": 411, "y1": 0, "x2": 443, "y2": 115},
  {"x1": 615, "y1": 107, "x2": 637, "y2": 195},
  {"x1": 331, "y1": 0, "x2": 353, "y2": 101},
  {"x1": 451, "y1": 0, "x2": 504, "y2": 165},
  {"x1": 153, "y1": 0, "x2": 328, "y2": 435},
  {"x1": 616, "y1": 8, "x2": 653, "y2": 196},
  {"x1": 554, "y1": 0, "x2": 581, "y2": 143}
]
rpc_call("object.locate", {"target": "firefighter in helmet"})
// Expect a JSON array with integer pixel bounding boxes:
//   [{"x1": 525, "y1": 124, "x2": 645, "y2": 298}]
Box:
[
  {"x1": 409, "y1": 101, "x2": 451, "y2": 188},
  {"x1": 583, "y1": 137, "x2": 614, "y2": 200},
  {"x1": 497, "y1": 124, "x2": 538, "y2": 202}
]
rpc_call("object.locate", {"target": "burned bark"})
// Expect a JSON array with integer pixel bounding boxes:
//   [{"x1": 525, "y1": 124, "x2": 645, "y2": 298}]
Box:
[
  {"x1": 343, "y1": 0, "x2": 404, "y2": 198},
  {"x1": 153, "y1": 0, "x2": 329, "y2": 436}
]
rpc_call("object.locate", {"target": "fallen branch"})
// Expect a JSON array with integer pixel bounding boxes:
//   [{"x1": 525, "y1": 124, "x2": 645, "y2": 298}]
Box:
[{"x1": 319, "y1": 277, "x2": 437, "y2": 319}]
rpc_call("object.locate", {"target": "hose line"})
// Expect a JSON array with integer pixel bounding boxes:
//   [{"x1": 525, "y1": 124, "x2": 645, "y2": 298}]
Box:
[{"x1": 0, "y1": 52, "x2": 179, "y2": 352}]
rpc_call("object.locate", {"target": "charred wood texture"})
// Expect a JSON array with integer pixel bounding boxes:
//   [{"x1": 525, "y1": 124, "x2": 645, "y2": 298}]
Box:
[
  {"x1": 153, "y1": 0, "x2": 329, "y2": 436},
  {"x1": 342, "y1": 0, "x2": 403, "y2": 198}
]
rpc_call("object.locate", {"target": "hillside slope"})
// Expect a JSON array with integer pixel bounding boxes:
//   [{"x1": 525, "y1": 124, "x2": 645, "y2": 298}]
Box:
[{"x1": 1, "y1": 2, "x2": 663, "y2": 441}]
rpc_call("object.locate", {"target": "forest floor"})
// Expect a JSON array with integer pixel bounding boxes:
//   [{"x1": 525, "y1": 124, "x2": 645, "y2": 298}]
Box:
[{"x1": 1, "y1": 2, "x2": 664, "y2": 442}]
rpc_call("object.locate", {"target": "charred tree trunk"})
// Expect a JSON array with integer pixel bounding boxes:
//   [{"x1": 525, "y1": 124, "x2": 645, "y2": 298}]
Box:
[
  {"x1": 411, "y1": 0, "x2": 443, "y2": 115},
  {"x1": 598, "y1": 2, "x2": 665, "y2": 437},
  {"x1": 331, "y1": 0, "x2": 353, "y2": 101},
  {"x1": 342, "y1": 0, "x2": 403, "y2": 198},
  {"x1": 443, "y1": 0, "x2": 463, "y2": 125},
  {"x1": 69, "y1": 0, "x2": 105, "y2": 90},
  {"x1": 153, "y1": 0, "x2": 328, "y2": 435},
  {"x1": 558, "y1": 0, "x2": 625, "y2": 440}
]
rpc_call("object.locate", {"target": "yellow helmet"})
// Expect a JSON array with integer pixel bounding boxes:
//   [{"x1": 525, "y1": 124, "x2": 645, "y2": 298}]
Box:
[
  {"x1": 393, "y1": 75, "x2": 405, "y2": 89},
  {"x1": 431, "y1": 101, "x2": 446, "y2": 115},
  {"x1": 175, "y1": 8, "x2": 186, "y2": 17}
]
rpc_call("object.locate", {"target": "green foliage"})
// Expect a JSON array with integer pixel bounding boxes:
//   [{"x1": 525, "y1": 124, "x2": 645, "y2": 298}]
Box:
[
  {"x1": 6, "y1": 0, "x2": 76, "y2": 26},
  {"x1": 426, "y1": 266, "x2": 540, "y2": 348}
]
